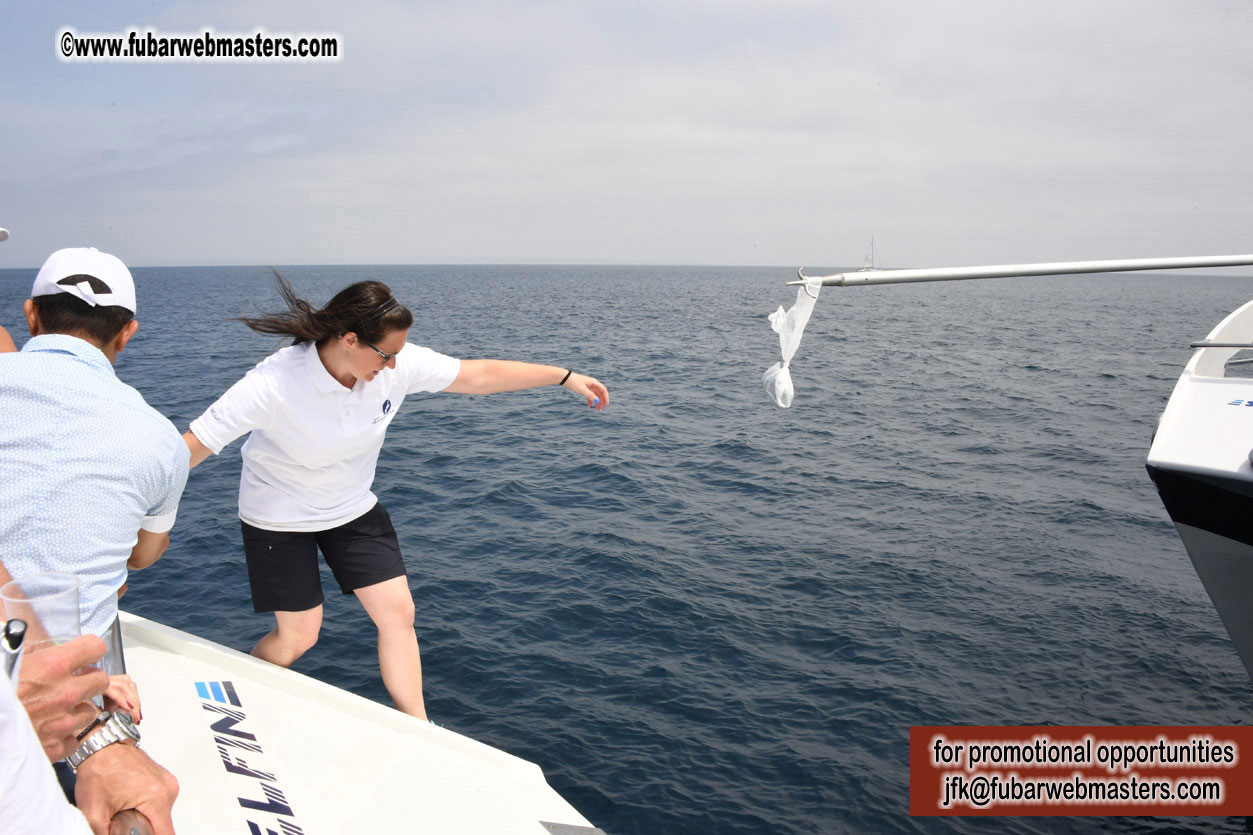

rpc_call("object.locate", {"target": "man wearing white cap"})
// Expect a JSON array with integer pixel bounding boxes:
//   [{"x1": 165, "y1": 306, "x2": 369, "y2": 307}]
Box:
[{"x1": 0, "y1": 247, "x2": 184, "y2": 833}]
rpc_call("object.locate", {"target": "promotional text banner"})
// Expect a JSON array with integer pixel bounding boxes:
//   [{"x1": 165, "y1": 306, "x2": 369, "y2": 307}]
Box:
[{"x1": 910, "y1": 726, "x2": 1253, "y2": 816}]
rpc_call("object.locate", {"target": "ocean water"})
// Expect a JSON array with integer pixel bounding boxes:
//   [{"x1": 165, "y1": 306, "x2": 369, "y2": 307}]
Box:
[{"x1": 3, "y1": 264, "x2": 1253, "y2": 835}]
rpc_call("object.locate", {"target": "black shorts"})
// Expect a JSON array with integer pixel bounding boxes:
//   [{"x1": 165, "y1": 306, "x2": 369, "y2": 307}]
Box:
[{"x1": 241, "y1": 503, "x2": 407, "y2": 614}]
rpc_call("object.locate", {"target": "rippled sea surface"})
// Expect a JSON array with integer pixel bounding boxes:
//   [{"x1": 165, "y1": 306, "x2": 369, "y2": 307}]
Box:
[{"x1": 4, "y1": 264, "x2": 1253, "y2": 835}]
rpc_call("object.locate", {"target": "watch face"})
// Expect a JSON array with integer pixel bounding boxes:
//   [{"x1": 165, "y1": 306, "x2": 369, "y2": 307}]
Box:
[{"x1": 112, "y1": 709, "x2": 140, "y2": 739}]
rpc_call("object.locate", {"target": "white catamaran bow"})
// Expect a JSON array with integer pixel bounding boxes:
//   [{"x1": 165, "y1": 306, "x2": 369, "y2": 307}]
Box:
[{"x1": 121, "y1": 611, "x2": 603, "y2": 834}]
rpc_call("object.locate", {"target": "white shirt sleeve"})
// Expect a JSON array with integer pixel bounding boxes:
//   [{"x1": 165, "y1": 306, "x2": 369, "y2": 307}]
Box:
[
  {"x1": 0, "y1": 677, "x2": 93, "y2": 835},
  {"x1": 140, "y1": 510, "x2": 177, "y2": 533},
  {"x1": 399, "y1": 343, "x2": 461, "y2": 394},
  {"x1": 188, "y1": 368, "x2": 276, "y2": 454}
]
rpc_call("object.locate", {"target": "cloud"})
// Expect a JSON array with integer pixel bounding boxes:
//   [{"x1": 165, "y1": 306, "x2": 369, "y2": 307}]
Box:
[{"x1": 3, "y1": 0, "x2": 1252, "y2": 266}]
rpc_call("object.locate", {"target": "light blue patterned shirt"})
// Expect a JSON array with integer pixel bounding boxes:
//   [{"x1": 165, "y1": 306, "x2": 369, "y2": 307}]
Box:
[{"x1": 0, "y1": 335, "x2": 189, "y2": 636}]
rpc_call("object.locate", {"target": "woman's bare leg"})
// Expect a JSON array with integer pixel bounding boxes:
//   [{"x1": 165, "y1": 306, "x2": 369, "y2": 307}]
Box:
[
  {"x1": 251, "y1": 606, "x2": 324, "y2": 667},
  {"x1": 354, "y1": 576, "x2": 426, "y2": 720}
]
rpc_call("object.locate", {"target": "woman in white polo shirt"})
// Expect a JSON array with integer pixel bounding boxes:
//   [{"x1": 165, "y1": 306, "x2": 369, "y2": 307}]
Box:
[{"x1": 183, "y1": 276, "x2": 607, "y2": 720}]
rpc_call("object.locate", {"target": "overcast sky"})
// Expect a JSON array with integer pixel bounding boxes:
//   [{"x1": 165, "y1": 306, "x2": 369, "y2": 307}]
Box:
[{"x1": 2, "y1": 0, "x2": 1251, "y2": 268}]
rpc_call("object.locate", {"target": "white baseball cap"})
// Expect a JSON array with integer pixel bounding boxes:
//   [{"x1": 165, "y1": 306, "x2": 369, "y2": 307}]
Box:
[{"x1": 32, "y1": 247, "x2": 137, "y2": 314}]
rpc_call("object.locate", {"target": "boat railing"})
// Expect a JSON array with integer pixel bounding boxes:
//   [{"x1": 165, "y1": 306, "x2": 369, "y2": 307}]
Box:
[
  {"x1": 790, "y1": 254, "x2": 1253, "y2": 288},
  {"x1": 784, "y1": 254, "x2": 1253, "y2": 381},
  {"x1": 1187, "y1": 299, "x2": 1253, "y2": 378}
]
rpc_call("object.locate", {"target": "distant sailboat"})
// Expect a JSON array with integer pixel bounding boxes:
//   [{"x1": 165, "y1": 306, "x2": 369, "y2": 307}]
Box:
[{"x1": 858, "y1": 237, "x2": 881, "y2": 271}]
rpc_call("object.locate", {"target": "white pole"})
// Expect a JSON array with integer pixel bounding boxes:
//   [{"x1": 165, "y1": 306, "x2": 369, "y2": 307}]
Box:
[{"x1": 788, "y1": 255, "x2": 1253, "y2": 287}]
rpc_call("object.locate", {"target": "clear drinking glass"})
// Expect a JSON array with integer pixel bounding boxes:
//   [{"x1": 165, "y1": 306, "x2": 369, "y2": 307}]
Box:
[
  {"x1": 101, "y1": 615, "x2": 127, "y2": 676},
  {"x1": 0, "y1": 572, "x2": 81, "y2": 651}
]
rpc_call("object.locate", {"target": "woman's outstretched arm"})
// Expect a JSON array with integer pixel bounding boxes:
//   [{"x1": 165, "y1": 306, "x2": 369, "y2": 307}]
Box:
[{"x1": 443, "y1": 360, "x2": 608, "y2": 410}]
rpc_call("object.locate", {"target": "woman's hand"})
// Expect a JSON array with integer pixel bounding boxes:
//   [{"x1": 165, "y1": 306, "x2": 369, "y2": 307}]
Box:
[
  {"x1": 562, "y1": 372, "x2": 609, "y2": 410},
  {"x1": 104, "y1": 674, "x2": 142, "y2": 723}
]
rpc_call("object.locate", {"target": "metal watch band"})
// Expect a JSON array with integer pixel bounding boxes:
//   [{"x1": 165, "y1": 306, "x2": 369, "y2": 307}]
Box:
[{"x1": 67, "y1": 710, "x2": 141, "y2": 771}]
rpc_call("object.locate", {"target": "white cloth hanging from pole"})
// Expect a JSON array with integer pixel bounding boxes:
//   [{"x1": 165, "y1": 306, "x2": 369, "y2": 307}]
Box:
[{"x1": 763, "y1": 276, "x2": 821, "y2": 408}]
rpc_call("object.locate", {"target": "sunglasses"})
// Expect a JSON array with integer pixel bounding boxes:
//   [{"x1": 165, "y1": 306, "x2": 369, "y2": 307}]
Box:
[{"x1": 361, "y1": 338, "x2": 398, "y2": 362}]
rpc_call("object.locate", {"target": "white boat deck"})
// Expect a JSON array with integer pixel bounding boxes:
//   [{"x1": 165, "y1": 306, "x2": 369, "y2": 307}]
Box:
[{"x1": 120, "y1": 611, "x2": 599, "y2": 835}]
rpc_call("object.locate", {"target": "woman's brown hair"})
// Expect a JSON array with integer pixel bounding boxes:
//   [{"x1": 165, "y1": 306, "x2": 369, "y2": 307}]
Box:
[{"x1": 240, "y1": 271, "x2": 414, "y2": 345}]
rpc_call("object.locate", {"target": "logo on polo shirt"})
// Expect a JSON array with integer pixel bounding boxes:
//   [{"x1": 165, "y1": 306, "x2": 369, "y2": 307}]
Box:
[{"x1": 373, "y1": 399, "x2": 394, "y2": 425}]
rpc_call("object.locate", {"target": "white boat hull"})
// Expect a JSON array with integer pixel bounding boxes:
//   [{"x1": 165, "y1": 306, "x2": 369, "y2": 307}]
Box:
[
  {"x1": 119, "y1": 611, "x2": 600, "y2": 835},
  {"x1": 1164, "y1": 520, "x2": 1253, "y2": 673}
]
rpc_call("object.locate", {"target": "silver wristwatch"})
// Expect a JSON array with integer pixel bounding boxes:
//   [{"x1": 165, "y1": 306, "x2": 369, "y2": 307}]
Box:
[{"x1": 67, "y1": 710, "x2": 141, "y2": 771}]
